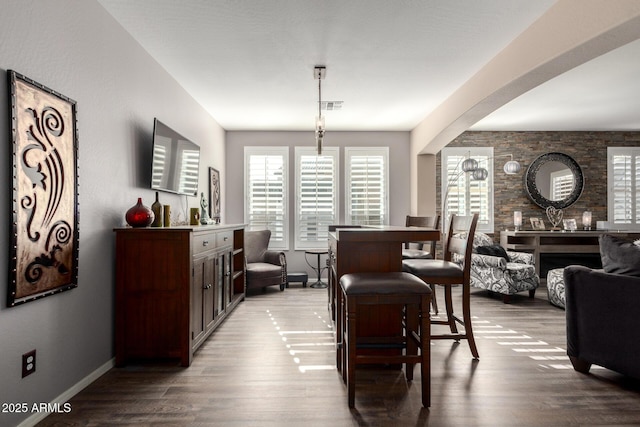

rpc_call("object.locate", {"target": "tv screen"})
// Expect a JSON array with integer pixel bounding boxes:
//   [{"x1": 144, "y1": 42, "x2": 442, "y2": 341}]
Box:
[{"x1": 150, "y1": 118, "x2": 201, "y2": 196}]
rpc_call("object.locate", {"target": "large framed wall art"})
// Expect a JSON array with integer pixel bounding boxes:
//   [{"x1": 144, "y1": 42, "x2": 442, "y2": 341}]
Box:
[{"x1": 7, "y1": 70, "x2": 79, "y2": 306}]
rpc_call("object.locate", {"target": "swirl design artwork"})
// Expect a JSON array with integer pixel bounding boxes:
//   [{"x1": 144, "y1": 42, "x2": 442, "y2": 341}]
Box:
[{"x1": 10, "y1": 72, "x2": 79, "y2": 305}]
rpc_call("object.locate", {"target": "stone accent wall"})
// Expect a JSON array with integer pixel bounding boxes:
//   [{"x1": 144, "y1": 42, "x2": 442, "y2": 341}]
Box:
[{"x1": 437, "y1": 131, "x2": 640, "y2": 237}]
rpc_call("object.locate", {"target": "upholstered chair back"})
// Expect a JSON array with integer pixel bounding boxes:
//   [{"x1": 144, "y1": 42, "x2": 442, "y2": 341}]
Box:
[
  {"x1": 245, "y1": 229, "x2": 271, "y2": 263},
  {"x1": 473, "y1": 232, "x2": 493, "y2": 248}
]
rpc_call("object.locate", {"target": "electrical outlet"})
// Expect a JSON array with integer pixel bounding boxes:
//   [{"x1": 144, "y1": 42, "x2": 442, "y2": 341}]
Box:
[{"x1": 22, "y1": 350, "x2": 36, "y2": 378}]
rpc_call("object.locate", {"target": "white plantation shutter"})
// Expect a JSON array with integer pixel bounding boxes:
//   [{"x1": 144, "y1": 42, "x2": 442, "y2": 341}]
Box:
[
  {"x1": 442, "y1": 147, "x2": 493, "y2": 232},
  {"x1": 444, "y1": 154, "x2": 467, "y2": 218},
  {"x1": 346, "y1": 147, "x2": 388, "y2": 225},
  {"x1": 469, "y1": 163, "x2": 490, "y2": 230},
  {"x1": 550, "y1": 171, "x2": 575, "y2": 201},
  {"x1": 177, "y1": 149, "x2": 200, "y2": 196},
  {"x1": 295, "y1": 147, "x2": 338, "y2": 249},
  {"x1": 244, "y1": 147, "x2": 288, "y2": 249},
  {"x1": 608, "y1": 147, "x2": 640, "y2": 229},
  {"x1": 151, "y1": 144, "x2": 166, "y2": 189}
]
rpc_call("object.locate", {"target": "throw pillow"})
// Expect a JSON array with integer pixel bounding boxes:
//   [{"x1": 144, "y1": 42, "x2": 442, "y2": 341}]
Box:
[
  {"x1": 475, "y1": 244, "x2": 510, "y2": 262},
  {"x1": 599, "y1": 234, "x2": 640, "y2": 277}
]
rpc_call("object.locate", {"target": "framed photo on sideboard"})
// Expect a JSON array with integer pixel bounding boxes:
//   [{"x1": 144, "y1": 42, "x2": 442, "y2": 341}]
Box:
[{"x1": 530, "y1": 217, "x2": 545, "y2": 230}]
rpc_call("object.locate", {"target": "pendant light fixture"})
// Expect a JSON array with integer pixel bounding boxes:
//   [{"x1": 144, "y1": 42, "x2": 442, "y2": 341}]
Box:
[
  {"x1": 503, "y1": 154, "x2": 522, "y2": 174},
  {"x1": 458, "y1": 152, "x2": 522, "y2": 181},
  {"x1": 314, "y1": 66, "x2": 326, "y2": 155},
  {"x1": 461, "y1": 157, "x2": 479, "y2": 173}
]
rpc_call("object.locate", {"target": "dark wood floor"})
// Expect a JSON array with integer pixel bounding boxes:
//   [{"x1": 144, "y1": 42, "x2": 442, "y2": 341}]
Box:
[{"x1": 39, "y1": 284, "x2": 640, "y2": 426}]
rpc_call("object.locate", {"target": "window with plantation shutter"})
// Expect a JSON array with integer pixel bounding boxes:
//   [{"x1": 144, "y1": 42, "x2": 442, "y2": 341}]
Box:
[
  {"x1": 244, "y1": 147, "x2": 288, "y2": 249},
  {"x1": 295, "y1": 147, "x2": 338, "y2": 249},
  {"x1": 441, "y1": 147, "x2": 494, "y2": 233},
  {"x1": 345, "y1": 147, "x2": 388, "y2": 225},
  {"x1": 608, "y1": 147, "x2": 640, "y2": 230}
]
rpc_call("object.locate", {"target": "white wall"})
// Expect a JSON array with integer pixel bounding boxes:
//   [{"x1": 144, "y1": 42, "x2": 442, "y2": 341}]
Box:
[
  {"x1": 225, "y1": 131, "x2": 411, "y2": 275},
  {"x1": 0, "y1": 2, "x2": 225, "y2": 425}
]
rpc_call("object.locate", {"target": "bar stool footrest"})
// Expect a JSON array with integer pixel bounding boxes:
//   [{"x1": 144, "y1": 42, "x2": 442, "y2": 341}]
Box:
[{"x1": 356, "y1": 343, "x2": 406, "y2": 350}]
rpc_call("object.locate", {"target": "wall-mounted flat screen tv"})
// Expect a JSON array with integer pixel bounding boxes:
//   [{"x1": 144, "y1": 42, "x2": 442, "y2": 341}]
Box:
[{"x1": 150, "y1": 118, "x2": 201, "y2": 196}]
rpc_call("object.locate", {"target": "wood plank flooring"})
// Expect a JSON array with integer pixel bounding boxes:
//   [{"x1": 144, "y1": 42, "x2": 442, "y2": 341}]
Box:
[{"x1": 38, "y1": 285, "x2": 640, "y2": 426}]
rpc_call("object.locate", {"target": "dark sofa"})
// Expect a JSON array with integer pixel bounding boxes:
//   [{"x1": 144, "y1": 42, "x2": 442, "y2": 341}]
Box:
[{"x1": 564, "y1": 234, "x2": 640, "y2": 379}]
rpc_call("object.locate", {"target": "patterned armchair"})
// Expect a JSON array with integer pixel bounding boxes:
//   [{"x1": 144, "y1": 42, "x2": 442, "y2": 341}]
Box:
[{"x1": 465, "y1": 232, "x2": 539, "y2": 303}]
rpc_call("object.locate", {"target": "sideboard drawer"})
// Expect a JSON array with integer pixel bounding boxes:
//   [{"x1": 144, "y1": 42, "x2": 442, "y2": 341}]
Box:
[
  {"x1": 216, "y1": 230, "x2": 233, "y2": 248},
  {"x1": 193, "y1": 232, "x2": 217, "y2": 255}
]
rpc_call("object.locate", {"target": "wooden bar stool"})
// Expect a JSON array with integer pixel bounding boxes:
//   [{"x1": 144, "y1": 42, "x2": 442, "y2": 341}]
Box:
[
  {"x1": 402, "y1": 215, "x2": 442, "y2": 314},
  {"x1": 338, "y1": 272, "x2": 431, "y2": 408},
  {"x1": 403, "y1": 213, "x2": 479, "y2": 359}
]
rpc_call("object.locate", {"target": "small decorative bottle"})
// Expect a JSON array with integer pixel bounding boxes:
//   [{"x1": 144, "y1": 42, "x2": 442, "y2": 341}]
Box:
[
  {"x1": 151, "y1": 192, "x2": 163, "y2": 227},
  {"x1": 163, "y1": 205, "x2": 171, "y2": 227}
]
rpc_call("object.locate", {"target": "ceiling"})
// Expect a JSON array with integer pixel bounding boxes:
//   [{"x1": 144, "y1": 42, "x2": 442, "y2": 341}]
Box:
[{"x1": 98, "y1": 0, "x2": 640, "y2": 135}]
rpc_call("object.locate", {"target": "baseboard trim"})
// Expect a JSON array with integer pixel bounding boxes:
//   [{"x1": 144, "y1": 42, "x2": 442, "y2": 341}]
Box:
[{"x1": 18, "y1": 358, "x2": 115, "y2": 427}]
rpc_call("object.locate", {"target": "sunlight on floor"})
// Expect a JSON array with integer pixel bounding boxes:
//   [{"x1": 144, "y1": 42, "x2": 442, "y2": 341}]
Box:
[
  {"x1": 266, "y1": 298, "x2": 581, "y2": 375},
  {"x1": 267, "y1": 308, "x2": 336, "y2": 373}
]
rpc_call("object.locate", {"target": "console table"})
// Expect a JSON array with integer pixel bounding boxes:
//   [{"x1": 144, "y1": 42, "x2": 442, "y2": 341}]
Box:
[{"x1": 500, "y1": 230, "x2": 639, "y2": 280}]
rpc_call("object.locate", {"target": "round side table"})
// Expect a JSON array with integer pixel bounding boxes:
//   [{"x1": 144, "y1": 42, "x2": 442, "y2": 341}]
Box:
[{"x1": 305, "y1": 249, "x2": 329, "y2": 288}]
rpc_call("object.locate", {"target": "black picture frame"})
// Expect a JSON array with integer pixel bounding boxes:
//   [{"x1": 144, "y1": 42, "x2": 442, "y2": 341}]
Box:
[{"x1": 7, "y1": 70, "x2": 80, "y2": 306}]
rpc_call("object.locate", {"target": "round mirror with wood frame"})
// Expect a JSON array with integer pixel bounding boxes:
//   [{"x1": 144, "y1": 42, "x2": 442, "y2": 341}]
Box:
[{"x1": 525, "y1": 152, "x2": 584, "y2": 209}]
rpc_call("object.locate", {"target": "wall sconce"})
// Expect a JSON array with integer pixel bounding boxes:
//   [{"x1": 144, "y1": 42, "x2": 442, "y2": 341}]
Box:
[
  {"x1": 582, "y1": 211, "x2": 592, "y2": 230},
  {"x1": 514, "y1": 211, "x2": 522, "y2": 231}
]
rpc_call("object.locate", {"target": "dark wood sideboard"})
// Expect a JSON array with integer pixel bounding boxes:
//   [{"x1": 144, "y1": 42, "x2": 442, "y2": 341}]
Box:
[
  {"x1": 114, "y1": 224, "x2": 246, "y2": 367},
  {"x1": 500, "y1": 230, "x2": 640, "y2": 280}
]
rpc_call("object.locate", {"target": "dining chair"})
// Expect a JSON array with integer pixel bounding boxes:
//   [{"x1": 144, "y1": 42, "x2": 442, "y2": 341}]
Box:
[{"x1": 402, "y1": 213, "x2": 480, "y2": 359}]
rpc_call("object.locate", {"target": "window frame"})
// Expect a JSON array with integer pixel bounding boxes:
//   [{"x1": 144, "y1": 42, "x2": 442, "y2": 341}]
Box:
[
  {"x1": 608, "y1": 146, "x2": 640, "y2": 230},
  {"x1": 441, "y1": 147, "x2": 494, "y2": 233},
  {"x1": 244, "y1": 146, "x2": 289, "y2": 250},
  {"x1": 294, "y1": 146, "x2": 339, "y2": 250},
  {"x1": 344, "y1": 146, "x2": 389, "y2": 226}
]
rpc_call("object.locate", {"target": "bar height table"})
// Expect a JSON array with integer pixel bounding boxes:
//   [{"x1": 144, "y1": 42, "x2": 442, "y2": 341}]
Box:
[{"x1": 327, "y1": 225, "x2": 440, "y2": 371}]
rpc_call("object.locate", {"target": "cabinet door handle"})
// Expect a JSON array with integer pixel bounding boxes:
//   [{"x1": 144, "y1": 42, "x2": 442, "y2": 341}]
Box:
[
  {"x1": 204, "y1": 284, "x2": 212, "y2": 290},
  {"x1": 223, "y1": 236, "x2": 229, "y2": 241},
  {"x1": 202, "y1": 240, "x2": 209, "y2": 246}
]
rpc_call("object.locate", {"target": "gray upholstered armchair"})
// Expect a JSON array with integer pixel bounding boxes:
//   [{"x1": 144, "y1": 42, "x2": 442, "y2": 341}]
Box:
[
  {"x1": 466, "y1": 232, "x2": 539, "y2": 303},
  {"x1": 245, "y1": 230, "x2": 287, "y2": 292}
]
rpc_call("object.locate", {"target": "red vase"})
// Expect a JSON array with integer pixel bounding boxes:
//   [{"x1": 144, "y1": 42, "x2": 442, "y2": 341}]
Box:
[{"x1": 125, "y1": 198, "x2": 154, "y2": 227}]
